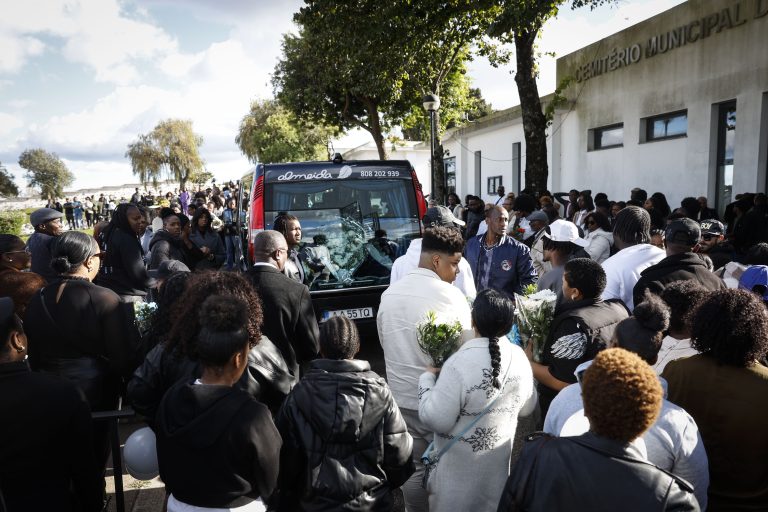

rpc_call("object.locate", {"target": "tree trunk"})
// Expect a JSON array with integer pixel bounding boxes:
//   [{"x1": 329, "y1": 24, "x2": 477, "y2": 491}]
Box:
[
  {"x1": 514, "y1": 28, "x2": 548, "y2": 197},
  {"x1": 432, "y1": 110, "x2": 447, "y2": 205},
  {"x1": 365, "y1": 100, "x2": 388, "y2": 160}
]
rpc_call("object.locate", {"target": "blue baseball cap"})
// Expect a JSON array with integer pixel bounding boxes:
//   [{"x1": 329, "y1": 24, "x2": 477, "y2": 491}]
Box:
[{"x1": 739, "y1": 265, "x2": 768, "y2": 301}]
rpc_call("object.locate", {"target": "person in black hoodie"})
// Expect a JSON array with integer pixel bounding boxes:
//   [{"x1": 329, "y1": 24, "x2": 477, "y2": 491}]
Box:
[
  {"x1": 274, "y1": 315, "x2": 414, "y2": 511},
  {"x1": 147, "y1": 211, "x2": 205, "y2": 272},
  {"x1": 96, "y1": 203, "x2": 153, "y2": 302},
  {"x1": 156, "y1": 295, "x2": 281, "y2": 511},
  {"x1": 633, "y1": 218, "x2": 726, "y2": 308}
]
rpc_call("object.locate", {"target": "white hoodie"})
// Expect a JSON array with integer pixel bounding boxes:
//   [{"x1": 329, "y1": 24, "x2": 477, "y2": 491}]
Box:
[{"x1": 389, "y1": 238, "x2": 476, "y2": 299}]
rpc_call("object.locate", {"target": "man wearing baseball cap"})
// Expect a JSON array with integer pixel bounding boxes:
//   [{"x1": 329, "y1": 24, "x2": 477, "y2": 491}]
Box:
[
  {"x1": 389, "y1": 206, "x2": 476, "y2": 298},
  {"x1": 633, "y1": 218, "x2": 726, "y2": 307},
  {"x1": 696, "y1": 219, "x2": 734, "y2": 270},
  {"x1": 26, "y1": 207, "x2": 65, "y2": 283}
]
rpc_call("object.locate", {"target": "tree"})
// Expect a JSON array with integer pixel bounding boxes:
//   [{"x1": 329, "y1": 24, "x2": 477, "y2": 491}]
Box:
[
  {"x1": 126, "y1": 119, "x2": 204, "y2": 190},
  {"x1": 482, "y1": 0, "x2": 613, "y2": 195},
  {"x1": 0, "y1": 163, "x2": 19, "y2": 198},
  {"x1": 273, "y1": 1, "x2": 496, "y2": 201},
  {"x1": 235, "y1": 99, "x2": 335, "y2": 163},
  {"x1": 18, "y1": 149, "x2": 74, "y2": 200}
]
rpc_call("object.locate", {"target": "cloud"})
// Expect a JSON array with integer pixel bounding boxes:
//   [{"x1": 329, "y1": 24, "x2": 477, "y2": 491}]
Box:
[
  {"x1": 0, "y1": 113, "x2": 23, "y2": 137},
  {"x1": 0, "y1": 0, "x2": 178, "y2": 83}
]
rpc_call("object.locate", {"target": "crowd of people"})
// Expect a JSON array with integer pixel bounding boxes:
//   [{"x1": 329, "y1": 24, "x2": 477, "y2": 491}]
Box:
[{"x1": 1, "y1": 182, "x2": 768, "y2": 511}]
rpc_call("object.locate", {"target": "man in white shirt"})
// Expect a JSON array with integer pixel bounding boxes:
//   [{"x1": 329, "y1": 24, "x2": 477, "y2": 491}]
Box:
[
  {"x1": 601, "y1": 206, "x2": 665, "y2": 310},
  {"x1": 389, "y1": 205, "x2": 476, "y2": 299},
  {"x1": 377, "y1": 226, "x2": 473, "y2": 512}
]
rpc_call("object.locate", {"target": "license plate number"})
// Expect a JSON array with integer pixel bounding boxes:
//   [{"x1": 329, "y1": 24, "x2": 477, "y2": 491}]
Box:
[{"x1": 322, "y1": 307, "x2": 374, "y2": 321}]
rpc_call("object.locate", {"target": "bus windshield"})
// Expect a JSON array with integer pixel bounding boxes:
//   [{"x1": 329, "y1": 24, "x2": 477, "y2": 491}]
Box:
[{"x1": 265, "y1": 178, "x2": 421, "y2": 291}]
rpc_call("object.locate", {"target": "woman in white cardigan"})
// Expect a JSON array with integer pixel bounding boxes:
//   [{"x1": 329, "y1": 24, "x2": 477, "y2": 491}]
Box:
[
  {"x1": 418, "y1": 289, "x2": 537, "y2": 512},
  {"x1": 583, "y1": 211, "x2": 614, "y2": 264}
]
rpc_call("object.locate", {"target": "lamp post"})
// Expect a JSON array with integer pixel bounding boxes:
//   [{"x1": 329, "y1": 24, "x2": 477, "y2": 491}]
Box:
[{"x1": 422, "y1": 93, "x2": 440, "y2": 203}]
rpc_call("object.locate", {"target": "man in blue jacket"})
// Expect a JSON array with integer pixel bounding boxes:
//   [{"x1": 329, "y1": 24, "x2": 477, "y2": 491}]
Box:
[{"x1": 465, "y1": 205, "x2": 537, "y2": 297}]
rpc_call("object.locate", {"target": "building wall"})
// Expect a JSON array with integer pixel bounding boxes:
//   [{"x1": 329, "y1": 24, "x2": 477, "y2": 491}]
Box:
[{"x1": 556, "y1": 0, "x2": 768, "y2": 209}]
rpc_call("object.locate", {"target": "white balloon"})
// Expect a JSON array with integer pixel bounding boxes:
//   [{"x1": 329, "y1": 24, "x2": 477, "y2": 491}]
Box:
[{"x1": 123, "y1": 426, "x2": 159, "y2": 480}]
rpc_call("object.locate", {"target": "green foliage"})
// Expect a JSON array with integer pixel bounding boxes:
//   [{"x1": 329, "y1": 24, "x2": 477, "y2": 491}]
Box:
[
  {"x1": 235, "y1": 99, "x2": 334, "y2": 164},
  {"x1": 189, "y1": 169, "x2": 214, "y2": 187},
  {"x1": 126, "y1": 119, "x2": 204, "y2": 190},
  {"x1": 273, "y1": 0, "x2": 498, "y2": 160},
  {"x1": 0, "y1": 210, "x2": 26, "y2": 235},
  {"x1": 18, "y1": 149, "x2": 74, "y2": 200},
  {"x1": 417, "y1": 310, "x2": 463, "y2": 367},
  {"x1": 522, "y1": 283, "x2": 538, "y2": 296},
  {"x1": 0, "y1": 163, "x2": 19, "y2": 197}
]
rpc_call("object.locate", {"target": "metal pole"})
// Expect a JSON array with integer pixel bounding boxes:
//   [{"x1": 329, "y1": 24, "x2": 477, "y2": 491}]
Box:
[{"x1": 429, "y1": 109, "x2": 436, "y2": 202}]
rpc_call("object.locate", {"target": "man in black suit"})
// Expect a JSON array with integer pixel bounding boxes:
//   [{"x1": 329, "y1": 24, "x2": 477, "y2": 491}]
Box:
[{"x1": 245, "y1": 230, "x2": 320, "y2": 382}]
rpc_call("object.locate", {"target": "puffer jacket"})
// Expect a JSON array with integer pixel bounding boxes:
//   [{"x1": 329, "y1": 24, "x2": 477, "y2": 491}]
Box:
[
  {"x1": 274, "y1": 359, "x2": 414, "y2": 511},
  {"x1": 498, "y1": 432, "x2": 697, "y2": 511},
  {"x1": 584, "y1": 228, "x2": 614, "y2": 263},
  {"x1": 632, "y1": 252, "x2": 726, "y2": 308}
]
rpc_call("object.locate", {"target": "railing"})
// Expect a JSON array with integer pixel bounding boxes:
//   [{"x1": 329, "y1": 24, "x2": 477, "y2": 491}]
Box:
[{"x1": 92, "y1": 407, "x2": 136, "y2": 512}]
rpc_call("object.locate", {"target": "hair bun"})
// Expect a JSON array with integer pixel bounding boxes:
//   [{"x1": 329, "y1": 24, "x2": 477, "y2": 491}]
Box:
[
  {"x1": 50, "y1": 256, "x2": 73, "y2": 274},
  {"x1": 635, "y1": 292, "x2": 670, "y2": 333},
  {"x1": 201, "y1": 295, "x2": 248, "y2": 333}
]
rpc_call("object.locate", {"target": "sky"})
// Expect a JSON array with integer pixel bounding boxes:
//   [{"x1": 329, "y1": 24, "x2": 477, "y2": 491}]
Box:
[{"x1": 0, "y1": 0, "x2": 685, "y2": 194}]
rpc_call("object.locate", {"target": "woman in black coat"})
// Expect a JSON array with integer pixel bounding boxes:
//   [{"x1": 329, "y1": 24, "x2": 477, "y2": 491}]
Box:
[
  {"x1": 96, "y1": 202, "x2": 153, "y2": 302},
  {"x1": 25, "y1": 231, "x2": 142, "y2": 468},
  {"x1": 0, "y1": 297, "x2": 104, "y2": 511}
]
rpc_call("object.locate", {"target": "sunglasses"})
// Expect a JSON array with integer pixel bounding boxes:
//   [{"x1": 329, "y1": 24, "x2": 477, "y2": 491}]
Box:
[
  {"x1": 91, "y1": 251, "x2": 107, "y2": 259},
  {"x1": 701, "y1": 234, "x2": 718, "y2": 241},
  {"x1": 5, "y1": 247, "x2": 32, "y2": 255}
]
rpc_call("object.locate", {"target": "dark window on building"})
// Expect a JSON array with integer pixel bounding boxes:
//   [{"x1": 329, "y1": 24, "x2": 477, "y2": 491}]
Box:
[
  {"x1": 644, "y1": 110, "x2": 688, "y2": 142},
  {"x1": 444, "y1": 157, "x2": 456, "y2": 194},
  {"x1": 487, "y1": 175, "x2": 502, "y2": 195},
  {"x1": 589, "y1": 124, "x2": 624, "y2": 151}
]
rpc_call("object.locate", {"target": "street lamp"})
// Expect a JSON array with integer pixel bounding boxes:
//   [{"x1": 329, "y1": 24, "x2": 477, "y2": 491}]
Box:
[{"x1": 422, "y1": 93, "x2": 440, "y2": 203}]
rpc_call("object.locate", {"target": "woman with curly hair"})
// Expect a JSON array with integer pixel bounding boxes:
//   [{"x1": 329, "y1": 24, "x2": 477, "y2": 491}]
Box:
[
  {"x1": 127, "y1": 271, "x2": 291, "y2": 424},
  {"x1": 499, "y1": 348, "x2": 697, "y2": 511},
  {"x1": 156, "y1": 295, "x2": 281, "y2": 512},
  {"x1": 663, "y1": 289, "x2": 768, "y2": 511},
  {"x1": 418, "y1": 289, "x2": 536, "y2": 512}
]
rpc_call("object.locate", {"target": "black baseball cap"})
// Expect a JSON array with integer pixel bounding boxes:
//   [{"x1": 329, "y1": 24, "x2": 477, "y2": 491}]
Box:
[
  {"x1": 148, "y1": 259, "x2": 190, "y2": 279},
  {"x1": 665, "y1": 218, "x2": 701, "y2": 247},
  {"x1": 423, "y1": 206, "x2": 465, "y2": 227},
  {"x1": 699, "y1": 219, "x2": 725, "y2": 236}
]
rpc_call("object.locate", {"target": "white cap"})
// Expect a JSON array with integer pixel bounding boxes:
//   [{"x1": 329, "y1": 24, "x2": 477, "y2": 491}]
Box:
[{"x1": 543, "y1": 219, "x2": 588, "y2": 247}]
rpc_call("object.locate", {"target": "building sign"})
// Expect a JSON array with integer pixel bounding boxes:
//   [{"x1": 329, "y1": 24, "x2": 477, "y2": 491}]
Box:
[{"x1": 575, "y1": 0, "x2": 768, "y2": 82}]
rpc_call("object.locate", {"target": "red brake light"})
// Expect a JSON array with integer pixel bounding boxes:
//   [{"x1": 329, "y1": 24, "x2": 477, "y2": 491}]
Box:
[{"x1": 251, "y1": 175, "x2": 264, "y2": 230}]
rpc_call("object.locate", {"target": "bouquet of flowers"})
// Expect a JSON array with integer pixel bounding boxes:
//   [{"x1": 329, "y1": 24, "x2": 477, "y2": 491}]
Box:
[
  {"x1": 511, "y1": 226, "x2": 526, "y2": 241},
  {"x1": 416, "y1": 310, "x2": 463, "y2": 367},
  {"x1": 133, "y1": 301, "x2": 158, "y2": 335},
  {"x1": 514, "y1": 287, "x2": 557, "y2": 363}
]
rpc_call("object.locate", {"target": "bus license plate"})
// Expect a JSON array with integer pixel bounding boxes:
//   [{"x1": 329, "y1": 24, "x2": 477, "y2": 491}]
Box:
[{"x1": 322, "y1": 307, "x2": 374, "y2": 321}]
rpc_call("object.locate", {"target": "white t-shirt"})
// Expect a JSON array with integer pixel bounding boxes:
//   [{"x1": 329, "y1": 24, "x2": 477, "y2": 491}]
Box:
[{"x1": 601, "y1": 243, "x2": 665, "y2": 311}]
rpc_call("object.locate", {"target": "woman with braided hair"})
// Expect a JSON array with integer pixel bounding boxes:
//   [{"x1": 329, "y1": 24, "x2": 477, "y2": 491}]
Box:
[
  {"x1": 95, "y1": 202, "x2": 152, "y2": 301},
  {"x1": 418, "y1": 289, "x2": 537, "y2": 512}
]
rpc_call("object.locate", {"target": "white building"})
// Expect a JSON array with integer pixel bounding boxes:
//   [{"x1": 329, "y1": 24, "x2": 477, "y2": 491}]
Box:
[{"x1": 444, "y1": 0, "x2": 768, "y2": 213}]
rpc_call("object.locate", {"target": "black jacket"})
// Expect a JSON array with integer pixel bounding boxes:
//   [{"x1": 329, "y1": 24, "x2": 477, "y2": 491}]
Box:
[
  {"x1": 0, "y1": 361, "x2": 103, "y2": 512},
  {"x1": 633, "y1": 252, "x2": 726, "y2": 307},
  {"x1": 148, "y1": 230, "x2": 188, "y2": 270},
  {"x1": 497, "y1": 432, "x2": 697, "y2": 511},
  {"x1": 96, "y1": 227, "x2": 153, "y2": 298},
  {"x1": 156, "y1": 381, "x2": 282, "y2": 508},
  {"x1": 275, "y1": 359, "x2": 414, "y2": 511},
  {"x1": 738, "y1": 204, "x2": 768, "y2": 250},
  {"x1": 245, "y1": 265, "x2": 320, "y2": 379},
  {"x1": 25, "y1": 278, "x2": 142, "y2": 411},
  {"x1": 539, "y1": 298, "x2": 629, "y2": 415},
  {"x1": 127, "y1": 335, "x2": 293, "y2": 424}
]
